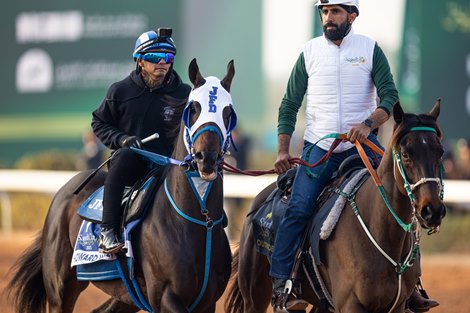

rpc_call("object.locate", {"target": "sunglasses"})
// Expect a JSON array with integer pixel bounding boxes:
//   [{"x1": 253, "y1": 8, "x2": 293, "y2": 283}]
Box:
[{"x1": 140, "y1": 52, "x2": 175, "y2": 64}]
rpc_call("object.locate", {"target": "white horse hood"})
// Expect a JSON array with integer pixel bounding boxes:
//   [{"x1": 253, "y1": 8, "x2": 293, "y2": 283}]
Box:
[{"x1": 183, "y1": 76, "x2": 237, "y2": 153}]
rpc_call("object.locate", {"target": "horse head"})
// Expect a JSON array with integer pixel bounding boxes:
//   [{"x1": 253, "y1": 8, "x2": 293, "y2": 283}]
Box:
[
  {"x1": 182, "y1": 58, "x2": 237, "y2": 181},
  {"x1": 391, "y1": 99, "x2": 446, "y2": 230}
]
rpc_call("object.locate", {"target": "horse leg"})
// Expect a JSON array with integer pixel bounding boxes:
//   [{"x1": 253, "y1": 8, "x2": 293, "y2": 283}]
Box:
[
  {"x1": 198, "y1": 304, "x2": 216, "y2": 313},
  {"x1": 91, "y1": 298, "x2": 139, "y2": 313},
  {"x1": 42, "y1": 234, "x2": 88, "y2": 313},
  {"x1": 159, "y1": 288, "x2": 192, "y2": 313},
  {"x1": 238, "y1": 222, "x2": 273, "y2": 313},
  {"x1": 336, "y1": 302, "x2": 368, "y2": 313},
  {"x1": 47, "y1": 278, "x2": 88, "y2": 313},
  {"x1": 156, "y1": 287, "x2": 217, "y2": 313}
]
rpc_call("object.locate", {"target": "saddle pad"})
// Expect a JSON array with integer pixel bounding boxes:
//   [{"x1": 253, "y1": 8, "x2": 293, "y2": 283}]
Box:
[
  {"x1": 309, "y1": 168, "x2": 369, "y2": 265},
  {"x1": 77, "y1": 187, "x2": 104, "y2": 222},
  {"x1": 76, "y1": 260, "x2": 121, "y2": 281},
  {"x1": 71, "y1": 221, "x2": 117, "y2": 267},
  {"x1": 252, "y1": 188, "x2": 289, "y2": 259},
  {"x1": 77, "y1": 176, "x2": 156, "y2": 223}
]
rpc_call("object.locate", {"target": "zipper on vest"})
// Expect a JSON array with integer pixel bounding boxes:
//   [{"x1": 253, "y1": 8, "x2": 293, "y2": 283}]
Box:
[{"x1": 336, "y1": 45, "x2": 343, "y2": 134}]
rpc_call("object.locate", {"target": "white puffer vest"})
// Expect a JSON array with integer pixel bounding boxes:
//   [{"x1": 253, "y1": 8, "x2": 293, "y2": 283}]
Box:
[{"x1": 303, "y1": 30, "x2": 377, "y2": 152}]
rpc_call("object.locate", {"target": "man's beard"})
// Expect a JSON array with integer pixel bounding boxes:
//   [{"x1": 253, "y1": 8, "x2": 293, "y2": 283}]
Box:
[{"x1": 323, "y1": 21, "x2": 352, "y2": 41}]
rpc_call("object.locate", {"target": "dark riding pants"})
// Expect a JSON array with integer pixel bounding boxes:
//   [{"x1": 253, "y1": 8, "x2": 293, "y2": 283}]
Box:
[
  {"x1": 102, "y1": 148, "x2": 150, "y2": 229},
  {"x1": 270, "y1": 134, "x2": 383, "y2": 279}
]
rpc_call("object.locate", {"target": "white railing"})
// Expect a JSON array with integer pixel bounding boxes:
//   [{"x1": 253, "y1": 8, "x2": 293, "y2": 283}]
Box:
[{"x1": 1, "y1": 170, "x2": 469, "y2": 232}]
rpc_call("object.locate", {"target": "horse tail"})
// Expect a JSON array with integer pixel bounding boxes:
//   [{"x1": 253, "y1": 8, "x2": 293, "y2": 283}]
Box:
[
  {"x1": 225, "y1": 243, "x2": 245, "y2": 313},
  {"x1": 6, "y1": 231, "x2": 47, "y2": 313}
]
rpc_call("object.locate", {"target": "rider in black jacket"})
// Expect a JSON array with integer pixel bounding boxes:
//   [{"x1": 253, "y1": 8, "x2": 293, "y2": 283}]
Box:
[{"x1": 92, "y1": 28, "x2": 191, "y2": 253}]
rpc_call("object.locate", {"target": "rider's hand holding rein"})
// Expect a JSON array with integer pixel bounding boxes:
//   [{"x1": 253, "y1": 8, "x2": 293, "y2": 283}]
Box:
[
  {"x1": 347, "y1": 107, "x2": 390, "y2": 143},
  {"x1": 275, "y1": 134, "x2": 292, "y2": 174},
  {"x1": 347, "y1": 122, "x2": 371, "y2": 143}
]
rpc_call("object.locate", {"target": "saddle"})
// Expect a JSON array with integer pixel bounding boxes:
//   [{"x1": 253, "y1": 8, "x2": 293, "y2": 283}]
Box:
[
  {"x1": 252, "y1": 155, "x2": 369, "y2": 259},
  {"x1": 77, "y1": 170, "x2": 161, "y2": 226}
]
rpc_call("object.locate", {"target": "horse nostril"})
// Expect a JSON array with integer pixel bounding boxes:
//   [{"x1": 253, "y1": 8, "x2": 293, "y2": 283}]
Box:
[
  {"x1": 194, "y1": 152, "x2": 203, "y2": 161},
  {"x1": 421, "y1": 205, "x2": 432, "y2": 221},
  {"x1": 440, "y1": 204, "x2": 447, "y2": 219}
]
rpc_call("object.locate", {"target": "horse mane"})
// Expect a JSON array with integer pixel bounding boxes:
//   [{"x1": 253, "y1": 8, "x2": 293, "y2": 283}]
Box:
[{"x1": 391, "y1": 112, "x2": 442, "y2": 147}]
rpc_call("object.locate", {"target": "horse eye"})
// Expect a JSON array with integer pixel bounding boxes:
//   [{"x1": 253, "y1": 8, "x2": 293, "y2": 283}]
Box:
[
  {"x1": 189, "y1": 102, "x2": 202, "y2": 126},
  {"x1": 223, "y1": 107, "x2": 232, "y2": 127},
  {"x1": 401, "y1": 151, "x2": 409, "y2": 160}
]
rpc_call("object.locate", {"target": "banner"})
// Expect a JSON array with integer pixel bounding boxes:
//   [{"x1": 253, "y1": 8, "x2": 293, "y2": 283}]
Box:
[
  {"x1": 398, "y1": 0, "x2": 470, "y2": 141},
  {"x1": 0, "y1": 2, "x2": 182, "y2": 166}
]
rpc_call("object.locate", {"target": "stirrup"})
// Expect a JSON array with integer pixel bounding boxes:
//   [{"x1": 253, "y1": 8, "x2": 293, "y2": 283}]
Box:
[
  {"x1": 98, "y1": 228, "x2": 124, "y2": 254},
  {"x1": 99, "y1": 242, "x2": 124, "y2": 254},
  {"x1": 272, "y1": 280, "x2": 308, "y2": 312}
]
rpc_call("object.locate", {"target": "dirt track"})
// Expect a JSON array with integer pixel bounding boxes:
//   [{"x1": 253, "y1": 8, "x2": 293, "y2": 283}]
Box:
[{"x1": 1, "y1": 231, "x2": 469, "y2": 313}]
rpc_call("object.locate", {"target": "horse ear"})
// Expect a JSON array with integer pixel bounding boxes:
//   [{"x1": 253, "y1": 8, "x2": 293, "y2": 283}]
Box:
[
  {"x1": 188, "y1": 58, "x2": 205, "y2": 88},
  {"x1": 393, "y1": 101, "x2": 405, "y2": 125},
  {"x1": 221, "y1": 60, "x2": 235, "y2": 92},
  {"x1": 428, "y1": 98, "x2": 441, "y2": 120}
]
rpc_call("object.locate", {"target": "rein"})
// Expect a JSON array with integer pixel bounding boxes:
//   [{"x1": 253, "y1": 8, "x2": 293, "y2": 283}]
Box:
[
  {"x1": 221, "y1": 135, "x2": 345, "y2": 176},
  {"x1": 164, "y1": 175, "x2": 224, "y2": 312}
]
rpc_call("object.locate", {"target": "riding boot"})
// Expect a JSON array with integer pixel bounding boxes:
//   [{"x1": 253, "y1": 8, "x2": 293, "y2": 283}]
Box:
[
  {"x1": 98, "y1": 227, "x2": 124, "y2": 254},
  {"x1": 100, "y1": 178, "x2": 125, "y2": 254},
  {"x1": 272, "y1": 278, "x2": 309, "y2": 313},
  {"x1": 407, "y1": 288, "x2": 439, "y2": 312}
]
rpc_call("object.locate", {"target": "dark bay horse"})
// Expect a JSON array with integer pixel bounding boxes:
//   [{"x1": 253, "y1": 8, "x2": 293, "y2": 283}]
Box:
[
  {"x1": 226, "y1": 100, "x2": 446, "y2": 313},
  {"x1": 7, "y1": 59, "x2": 237, "y2": 313}
]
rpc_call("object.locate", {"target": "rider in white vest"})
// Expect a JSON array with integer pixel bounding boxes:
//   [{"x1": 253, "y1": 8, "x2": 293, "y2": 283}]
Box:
[{"x1": 270, "y1": 1, "x2": 439, "y2": 312}]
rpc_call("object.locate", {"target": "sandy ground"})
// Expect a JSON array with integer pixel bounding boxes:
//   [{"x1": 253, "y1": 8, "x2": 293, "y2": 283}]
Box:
[{"x1": 1, "y1": 231, "x2": 469, "y2": 313}]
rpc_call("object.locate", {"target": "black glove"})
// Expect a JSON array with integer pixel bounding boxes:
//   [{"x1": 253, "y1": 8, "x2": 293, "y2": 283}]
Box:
[{"x1": 120, "y1": 136, "x2": 143, "y2": 149}]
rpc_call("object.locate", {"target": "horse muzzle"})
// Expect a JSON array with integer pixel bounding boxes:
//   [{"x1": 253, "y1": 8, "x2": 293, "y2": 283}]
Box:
[
  {"x1": 193, "y1": 151, "x2": 221, "y2": 181},
  {"x1": 418, "y1": 202, "x2": 446, "y2": 229}
]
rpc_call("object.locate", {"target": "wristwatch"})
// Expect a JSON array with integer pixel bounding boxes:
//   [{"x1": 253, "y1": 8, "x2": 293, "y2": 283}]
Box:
[{"x1": 362, "y1": 118, "x2": 373, "y2": 128}]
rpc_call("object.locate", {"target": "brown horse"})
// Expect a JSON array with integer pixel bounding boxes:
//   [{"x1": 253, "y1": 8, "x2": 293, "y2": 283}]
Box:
[
  {"x1": 225, "y1": 100, "x2": 446, "y2": 313},
  {"x1": 7, "y1": 59, "x2": 237, "y2": 313}
]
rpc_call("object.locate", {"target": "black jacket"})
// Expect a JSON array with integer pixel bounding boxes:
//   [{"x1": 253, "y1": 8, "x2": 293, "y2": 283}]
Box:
[{"x1": 92, "y1": 70, "x2": 191, "y2": 157}]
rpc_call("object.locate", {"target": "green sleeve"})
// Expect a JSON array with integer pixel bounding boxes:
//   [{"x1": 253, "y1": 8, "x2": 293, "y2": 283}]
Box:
[
  {"x1": 278, "y1": 53, "x2": 308, "y2": 136},
  {"x1": 372, "y1": 43, "x2": 399, "y2": 115},
  {"x1": 372, "y1": 43, "x2": 398, "y2": 115}
]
